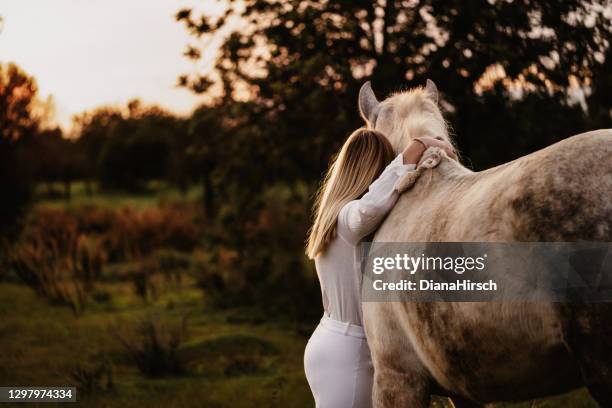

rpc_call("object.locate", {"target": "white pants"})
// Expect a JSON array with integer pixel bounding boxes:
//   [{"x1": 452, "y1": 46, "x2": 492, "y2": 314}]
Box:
[{"x1": 304, "y1": 315, "x2": 374, "y2": 408}]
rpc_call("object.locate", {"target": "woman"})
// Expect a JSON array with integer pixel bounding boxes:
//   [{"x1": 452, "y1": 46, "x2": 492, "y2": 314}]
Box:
[{"x1": 304, "y1": 128, "x2": 456, "y2": 407}]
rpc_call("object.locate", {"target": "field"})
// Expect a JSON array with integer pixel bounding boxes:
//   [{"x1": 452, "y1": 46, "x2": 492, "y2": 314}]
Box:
[
  {"x1": 0, "y1": 281, "x2": 314, "y2": 408},
  {"x1": 0, "y1": 186, "x2": 599, "y2": 407},
  {"x1": 32, "y1": 181, "x2": 203, "y2": 210}
]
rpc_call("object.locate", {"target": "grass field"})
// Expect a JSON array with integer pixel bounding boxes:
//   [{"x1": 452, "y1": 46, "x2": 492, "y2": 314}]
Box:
[
  {"x1": 33, "y1": 181, "x2": 203, "y2": 210},
  {"x1": 0, "y1": 282, "x2": 314, "y2": 408},
  {"x1": 0, "y1": 186, "x2": 600, "y2": 407},
  {"x1": 0, "y1": 281, "x2": 598, "y2": 407}
]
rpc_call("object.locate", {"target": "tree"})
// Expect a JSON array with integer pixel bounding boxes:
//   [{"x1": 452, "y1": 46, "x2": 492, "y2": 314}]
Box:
[
  {"x1": 73, "y1": 106, "x2": 123, "y2": 193},
  {"x1": 177, "y1": 0, "x2": 611, "y2": 171},
  {"x1": 0, "y1": 63, "x2": 41, "y2": 232},
  {"x1": 173, "y1": 1, "x2": 610, "y2": 318},
  {"x1": 183, "y1": 105, "x2": 225, "y2": 217},
  {"x1": 75, "y1": 101, "x2": 185, "y2": 191},
  {"x1": 29, "y1": 128, "x2": 79, "y2": 199},
  {"x1": 0, "y1": 63, "x2": 40, "y2": 143},
  {"x1": 587, "y1": 44, "x2": 612, "y2": 129}
]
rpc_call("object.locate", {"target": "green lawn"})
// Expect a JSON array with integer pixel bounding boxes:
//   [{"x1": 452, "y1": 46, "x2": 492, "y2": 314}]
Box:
[
  {"x1": 33, "y1": 181, "x2": 203, "y2": 210},
  {"x1": 0, "y1": 282, "x2": 314, "y2": 408},
  {"x1": 0, "y1": 282, "x2": 598, "y2": 407}
]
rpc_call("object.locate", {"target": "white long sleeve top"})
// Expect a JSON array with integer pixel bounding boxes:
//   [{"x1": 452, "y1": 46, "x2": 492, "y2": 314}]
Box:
[{"x1": 314, "y1": 154, "x2": 416, "y2": 325}]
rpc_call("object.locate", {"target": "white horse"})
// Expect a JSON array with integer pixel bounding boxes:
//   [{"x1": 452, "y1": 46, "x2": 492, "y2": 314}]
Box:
[{"x1": 359, "y1": 80, "x2": 612, "y2": 407}]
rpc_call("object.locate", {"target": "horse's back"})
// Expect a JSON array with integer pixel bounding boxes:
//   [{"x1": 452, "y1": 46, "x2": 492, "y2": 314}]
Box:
[
  {"x1": 365, "y1": 130, "x2": 612, "y2": 402},
  {"x1": 504, "y1": 129, "x2": 612, "y2": 241}
]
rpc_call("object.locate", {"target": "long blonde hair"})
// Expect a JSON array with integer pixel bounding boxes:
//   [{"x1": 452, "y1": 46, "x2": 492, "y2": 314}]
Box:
[{"x1": 306, "y1": 128, "x2": 395, "y2": 259}]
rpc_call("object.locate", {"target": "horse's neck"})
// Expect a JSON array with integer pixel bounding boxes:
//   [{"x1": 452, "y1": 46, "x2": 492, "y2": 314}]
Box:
[
  {"x1": 439, "y1": 157, "x2": 474, "y2": 177},
  {"x1": 396, "y1": 155, "x2": 474, "y2": 202}
]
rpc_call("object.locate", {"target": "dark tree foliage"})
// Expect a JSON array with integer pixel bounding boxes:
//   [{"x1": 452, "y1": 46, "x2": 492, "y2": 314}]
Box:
[
  {"x1": 177, "y1": 0, "x2": 611, "y2": 172},
  {"x1": 0, "y1": 64, "x2": 41, "y2": 143},
  {"x1": 0, "y1": 63, "x2": 41, "y2": 233},
  {"x1": 75, "y1": 101, "x2": 187, "y2": 191},
  {"x1": 587, "y1": 44, "x2": 612, "y2": 129},
  {"x1": 175, "y1": 1, "x2": 610, "y2": 317},
  {"x1": 28, "y1": 127, "x2": 80, "y2": 199},
  {"x1": 73, "y1": 107, "x2": 124, "y2": 190},
  {"x1": 183, "y1": 105, "x2": 227, "y2": 217}
]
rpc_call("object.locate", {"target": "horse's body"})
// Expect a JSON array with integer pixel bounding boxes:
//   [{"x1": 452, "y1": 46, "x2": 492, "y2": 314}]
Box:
[{"x1": 358, "y1": 81, "x2": 612, "y2": 407}]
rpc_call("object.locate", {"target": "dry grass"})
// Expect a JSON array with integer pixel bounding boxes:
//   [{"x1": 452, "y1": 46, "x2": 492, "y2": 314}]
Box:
[
  {"x1": 114, "y1": 313, "x2": 190, "y2": 378},
  {"x1": 5, "y1": 203, "x2": 204, "y2": 311}
]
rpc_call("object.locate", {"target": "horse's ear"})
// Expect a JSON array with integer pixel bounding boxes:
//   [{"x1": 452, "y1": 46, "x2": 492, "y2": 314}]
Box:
[
  {"x1": 425, "y1": 79, "x2": 438, "y2": 103},
  {"x1": 359, "y1": 81, "x2": 381, "y2": 127}
]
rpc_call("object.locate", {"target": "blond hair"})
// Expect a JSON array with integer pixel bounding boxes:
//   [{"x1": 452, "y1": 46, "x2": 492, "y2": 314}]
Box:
[{"x1": 306, "y1": 128, "x2": 395, "y2": 259}]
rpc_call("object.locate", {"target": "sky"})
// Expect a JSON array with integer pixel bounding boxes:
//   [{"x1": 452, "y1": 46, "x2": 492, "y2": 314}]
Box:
[{"x1": 0, "y1": 0, "x2": 226, "y2": 130}]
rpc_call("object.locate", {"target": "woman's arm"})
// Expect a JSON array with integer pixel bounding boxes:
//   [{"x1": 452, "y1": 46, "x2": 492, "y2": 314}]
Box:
[
  {"x1": 337, "y1": 137, "x2": 456, "y2": 243},
  {"x1": 402, "y1": 139, "x2": 427, "y2": 165}
]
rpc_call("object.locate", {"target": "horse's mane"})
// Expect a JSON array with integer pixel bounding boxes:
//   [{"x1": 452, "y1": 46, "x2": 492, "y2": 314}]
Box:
[{"x1": 384, "y1": 87, "x2": 452, "y2": 153}]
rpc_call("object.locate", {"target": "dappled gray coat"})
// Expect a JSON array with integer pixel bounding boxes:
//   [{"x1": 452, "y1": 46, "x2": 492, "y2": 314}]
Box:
[{"x1": 358, "y1": 80, "x2": 612, "y2": 408}]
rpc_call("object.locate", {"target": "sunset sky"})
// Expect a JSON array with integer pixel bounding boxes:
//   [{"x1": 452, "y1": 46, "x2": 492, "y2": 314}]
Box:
[{"x1": 0, "y1": 0, "x2": 227, "y2": 130}]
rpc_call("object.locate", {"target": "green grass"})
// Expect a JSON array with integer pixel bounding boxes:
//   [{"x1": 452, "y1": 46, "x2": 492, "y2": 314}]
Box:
[
  {"x1": 0, "y1": 282, "x2": 598, "y2": 407},
  {"x1": 0, "y1": 282, "x2": 314, "y2": 407},
  {"x1": 33, "y1": 181, "x2": 203, "y2": 210}
]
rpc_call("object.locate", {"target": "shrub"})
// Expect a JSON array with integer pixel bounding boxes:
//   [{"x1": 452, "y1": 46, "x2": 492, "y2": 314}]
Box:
[
  {"x1": 194, "y1": 183, "x2": 320, "y2": 322},
  {"x1": 70, "y1": 358, "x2": 114, "y2": 395},
  {"x1": 73, "y1": 234, "x2": 106, "y2": 292},
  {"x1": 105, "y1": 203, "x2": 202, "y2": 262},
  {"x1": 7, "y1": 204, "x2": 203, "y2": 309},
  {"x1": 128, "y1": 259, "x2": 158, "y2": 302},
  {"x1": 155, "y1": 249, "x2": 193, "y2": 285},
  {"x1": 73, "y1": 204, "x2": 117, "y2": 235},
  {"x1": 114, "y1": 314, "x2": 190, "y2": 377},
  {"x1": 7, "y1": 208, "x2": 107, "y2": 313},
  {"x1": 192, "y1": 248, "x2": 241, "y2": 307}
]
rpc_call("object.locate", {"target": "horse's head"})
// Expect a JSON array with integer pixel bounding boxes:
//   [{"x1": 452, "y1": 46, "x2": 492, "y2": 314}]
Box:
[{"x1": 358, "y1": 80, "x2": 452, "y2": 154}]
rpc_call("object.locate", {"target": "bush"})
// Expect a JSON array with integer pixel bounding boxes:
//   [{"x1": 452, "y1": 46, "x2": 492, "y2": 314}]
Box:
[
  {"x1": 114, "y1": 314, "x2": 190, "y2": 377},
  {"x1": 8, "y1": 189, "x2": 321, "y2": 324},
  {"x1": 155, "y1": 249, "x2": 193, "y2": 285},
  {"x1": 128, "y1": 259, "x2": 158, "y2": 301},
  {"x1": 192, "y1": 248, "x2": 241, "y2": 307},
  {"x1": 7, "y1": 208, "x2": 107, "y2": 313},
  {"x1": 73, "y1": 204, "x2": 117, "y2": 235},
  {"x1": 194, "y1": 183, "x2": 320, "y2": 322},
  {"x1": 104, "y1": 203, "x2": 202, "y2": 262},
  {"x1": 129, "y1": 263, "x2": 148, "y2": 301},
  {"x1": 5, "y1": 203, "x2": 208, "y2": 312},
  {"x1": 70, "y1": 358, "x2": 114, "y2": 395}
]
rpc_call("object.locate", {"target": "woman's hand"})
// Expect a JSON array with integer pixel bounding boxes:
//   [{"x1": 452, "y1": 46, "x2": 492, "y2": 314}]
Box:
[{"x1": 402, "y1": 136, "x2": 457, "y2": 165}]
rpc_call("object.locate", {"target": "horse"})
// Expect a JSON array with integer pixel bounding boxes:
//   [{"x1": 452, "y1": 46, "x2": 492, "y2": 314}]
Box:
[{"x1": 358, "y1": 80, "x2": 612, "y2": 407}]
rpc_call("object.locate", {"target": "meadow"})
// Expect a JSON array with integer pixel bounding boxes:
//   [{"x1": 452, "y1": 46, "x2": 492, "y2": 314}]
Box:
[{"x1": 0, "y1": 184, "x2": 599, "y2": 407}]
